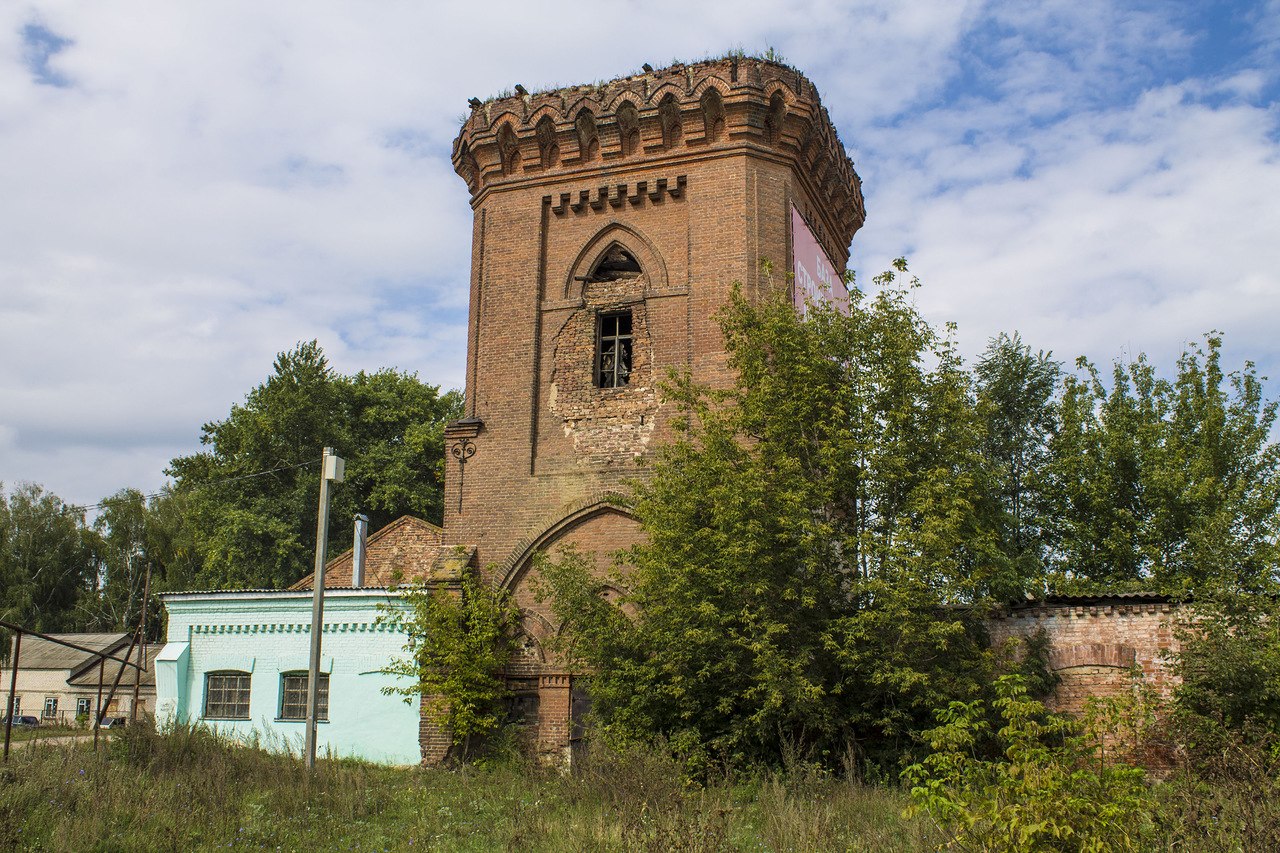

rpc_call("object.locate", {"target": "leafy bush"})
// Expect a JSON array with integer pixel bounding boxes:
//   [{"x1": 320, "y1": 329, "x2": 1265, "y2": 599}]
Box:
[
  {"x1": 380, "y1": 566, "x2": 520, "y2": 758},
  {"x1": 1171, "y1": 592, "x2": 1280, "y2": 743},
  {"x1": 903, "y1": 675, "x2": 1154, "y2": 851}
]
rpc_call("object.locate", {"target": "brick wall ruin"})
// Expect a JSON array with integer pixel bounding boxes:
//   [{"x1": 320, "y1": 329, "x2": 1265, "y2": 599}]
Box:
[{"x1": 987, "y1": 594, "x2": 1181, "y2": 714}]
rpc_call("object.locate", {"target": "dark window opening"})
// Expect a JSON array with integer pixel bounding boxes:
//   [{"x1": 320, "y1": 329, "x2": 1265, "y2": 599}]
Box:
[
  {"x1": 505, "y1": 678, "x2": 540, "y2": 728},
  {"x1": 591, "y1": 247, "x2": 642, "y2": 280},
  {"x1": 279, "y1": 671, "x2": 328, "y2": 721},
  {"x1": 597, "y1": 311, "x2": 633, "y2": 388}
]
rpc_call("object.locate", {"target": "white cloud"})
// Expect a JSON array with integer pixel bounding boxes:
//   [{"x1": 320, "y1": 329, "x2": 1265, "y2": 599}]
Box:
[
  {"x1": 2, "y1": 0, "x2": 1278, "y2": 509},
  {"x1": 854, "y1": 60, "x2": 1280, "y2": 379}
]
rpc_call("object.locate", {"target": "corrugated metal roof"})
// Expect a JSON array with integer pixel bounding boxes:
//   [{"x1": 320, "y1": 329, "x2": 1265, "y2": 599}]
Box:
[
  {"x1": 161, "y1": 586, "x2": 399, "y2": 597},
  {"x1": 6, "y1": 633, "x2": 129, "y2": 671},
  {"x1": 1011, "y1": 591, "x2": 1175, "y2": 608},
  {"x1": 67, "y1": 645, "x2": 161, "y2": 688}
]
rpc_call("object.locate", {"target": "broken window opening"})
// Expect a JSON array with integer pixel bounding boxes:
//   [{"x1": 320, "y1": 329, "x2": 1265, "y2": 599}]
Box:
[
  {"x1": 590, "y1": 246, "x2": 642, "y2": 281},
  {"x1": 596, "y1": 311, "x2": 633, "y2": 388}
]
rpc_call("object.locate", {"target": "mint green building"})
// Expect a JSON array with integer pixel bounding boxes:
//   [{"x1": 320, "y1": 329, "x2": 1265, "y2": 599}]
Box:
[{"x1": 155, "y1": 588, "x2": 421, "y2": 765}]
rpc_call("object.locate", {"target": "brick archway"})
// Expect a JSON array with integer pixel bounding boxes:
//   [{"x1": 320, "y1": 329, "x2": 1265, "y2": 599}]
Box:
[{"x1": 497, "y1": 493, "x2": 636, "y2": 593}]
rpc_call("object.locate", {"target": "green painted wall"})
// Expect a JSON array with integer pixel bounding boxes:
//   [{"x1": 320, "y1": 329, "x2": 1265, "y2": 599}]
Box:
[{"x1": 156, "y1": 589, "x2": 421, "y2": 765}]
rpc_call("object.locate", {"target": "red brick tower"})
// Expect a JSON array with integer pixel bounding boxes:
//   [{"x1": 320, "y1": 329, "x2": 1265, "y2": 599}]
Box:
[{"x1": 440, "y1": 57, "x2": 864, "y2": 761}]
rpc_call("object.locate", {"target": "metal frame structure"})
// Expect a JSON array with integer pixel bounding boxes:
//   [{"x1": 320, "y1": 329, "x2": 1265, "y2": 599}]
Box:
[{"x1": 2, "y1": 620, "x2": 147, "y2": 761}]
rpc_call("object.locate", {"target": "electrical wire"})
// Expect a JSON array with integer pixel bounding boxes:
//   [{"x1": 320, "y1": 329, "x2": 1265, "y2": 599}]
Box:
[{"x1": 66, "y1": 456, "x2": 324, "y2": 514}]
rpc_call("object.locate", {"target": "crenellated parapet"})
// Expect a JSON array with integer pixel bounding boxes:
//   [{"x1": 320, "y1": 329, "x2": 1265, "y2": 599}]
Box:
[{"x1": 453, "y1": 57, "x2": 866, "y2": 260}]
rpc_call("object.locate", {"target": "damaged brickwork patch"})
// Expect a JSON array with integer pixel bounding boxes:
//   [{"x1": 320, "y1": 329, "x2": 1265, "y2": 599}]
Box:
[{"x1": 550, "y1": 274, "x2": 659, "y2": 466}]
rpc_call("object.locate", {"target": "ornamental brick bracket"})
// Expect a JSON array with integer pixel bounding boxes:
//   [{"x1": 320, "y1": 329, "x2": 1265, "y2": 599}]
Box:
[{"x1": 445, "y1": 418, "x2": 484, "y2": 515}]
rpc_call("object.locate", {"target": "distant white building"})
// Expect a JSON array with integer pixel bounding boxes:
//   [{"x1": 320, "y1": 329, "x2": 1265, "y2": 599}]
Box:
[{"x1": 2, "y1": 632, "x2": 156, "y2": 724}]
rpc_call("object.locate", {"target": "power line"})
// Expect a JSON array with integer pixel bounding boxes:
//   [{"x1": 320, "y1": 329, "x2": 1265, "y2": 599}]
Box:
[{"x1": 67, "y1": 457, "x2": 324, "y2": 514}]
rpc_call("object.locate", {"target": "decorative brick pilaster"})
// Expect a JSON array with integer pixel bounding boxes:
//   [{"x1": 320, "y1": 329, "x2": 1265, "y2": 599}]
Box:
[{"x1": 536, "y1": 672, "x2": 572, "y2": 766}]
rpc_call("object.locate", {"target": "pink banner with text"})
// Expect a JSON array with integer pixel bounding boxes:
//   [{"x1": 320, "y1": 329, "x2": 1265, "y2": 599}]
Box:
[{"x1": 791, "y1": 205, "x2": 849, "y2": 317}]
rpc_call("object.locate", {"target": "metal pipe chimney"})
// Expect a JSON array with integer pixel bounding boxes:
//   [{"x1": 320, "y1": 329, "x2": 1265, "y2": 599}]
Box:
[{"x1": 352, "y1": 514, "x2": 369, "y2": 588}]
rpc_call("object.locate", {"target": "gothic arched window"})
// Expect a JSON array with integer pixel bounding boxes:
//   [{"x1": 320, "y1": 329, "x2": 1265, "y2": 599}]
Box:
[
  {"x1": 617, "y1": 101, "x2": 640, "y2": 157},
  {"x1": 659, "y1": 94, "x2": 682, "y2": 149}
]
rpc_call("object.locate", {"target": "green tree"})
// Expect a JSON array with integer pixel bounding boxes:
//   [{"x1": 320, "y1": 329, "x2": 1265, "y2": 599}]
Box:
[
  {"x1": 91, "y1": 489, "x2": 151, "y2": 632},
  {"x1": 539, "y1": 265, "x2": 1011, "y2": 772},
  {"x1": 0, "y1": 483, "x2": 99, "y2": 651},
  {"x1": 1043, "y1": 335, "x2": 1280, "y2": 593},
  {"x1": 380, "y1": 568, "x2": 519, "y2": 757},
  {"x1": 166, "y1": 341, "x2": 462, "y2": 589},
  {"x1": 975, "y1": 332, "x2": 1060, "y2": 582},
  {"x1": 85, "y1": 488, "x2": 201, "y2": 637}
]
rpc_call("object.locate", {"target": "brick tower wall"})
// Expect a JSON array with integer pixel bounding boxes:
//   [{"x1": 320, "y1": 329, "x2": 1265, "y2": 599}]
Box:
[
  {"x1": 433, "y1": 58, "x2": 865, "y2": 765},
  {"x1": 444, "y1": 58, "x2": 864, "y2": 583}
]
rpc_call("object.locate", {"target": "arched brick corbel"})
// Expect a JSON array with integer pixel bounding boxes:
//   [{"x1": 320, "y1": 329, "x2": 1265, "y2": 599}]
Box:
[{"x1": 1048, "y1": 643, "x2": 1138, "y2": 671}]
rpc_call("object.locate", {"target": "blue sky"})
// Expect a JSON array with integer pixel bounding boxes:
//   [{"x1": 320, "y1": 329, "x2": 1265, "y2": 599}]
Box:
[{"x1": 2, "y1": 0, "x2": 1278, "y2": 510}]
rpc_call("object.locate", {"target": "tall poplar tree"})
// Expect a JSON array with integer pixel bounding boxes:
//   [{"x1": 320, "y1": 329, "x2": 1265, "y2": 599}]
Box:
[{"x1": 975, "y1": 332, "x2": 1060, "y2": 581}]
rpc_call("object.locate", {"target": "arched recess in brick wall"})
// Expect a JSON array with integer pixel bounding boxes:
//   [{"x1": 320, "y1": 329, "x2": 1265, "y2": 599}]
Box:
[
  {"x1": 535, "y1": 115, "x2": 559, "y2": 169},
  {"x1": 698, "y1": 83, "x2": 727, "y2": 142},
  {"x1": 1047, "y1": 643, "x2": 1137, "y2": 671},
  {"x1": 563, "y1": 222, "x2": 668, "y2": 300},
  {"x1": 497, "y1": 123, "x2": 521, "y2": 175},
  {"x1": 1045, "y1": 643, "x2": 1141, "y2": 715},
  {"x1": 616, "y1": 99, "x2": 641, "y2": 157},
  {"x1": 763, "y1": 89, "x2": 788, "y2": 146},
  {"x1": 509, "y1": 609, "x2": 553, "y2": 675},
  {"x1": 574, "y1": 108, "x2": 600, "y2": 162}
]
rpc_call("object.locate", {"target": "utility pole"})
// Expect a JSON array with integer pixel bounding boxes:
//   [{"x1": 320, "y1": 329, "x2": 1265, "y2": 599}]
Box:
[
  {"x1": 305, "y1": 447, "x2": 344, "y2": 769},
  {"x1": 131, "y1": 561, "x2": 151, "y2": 723}
]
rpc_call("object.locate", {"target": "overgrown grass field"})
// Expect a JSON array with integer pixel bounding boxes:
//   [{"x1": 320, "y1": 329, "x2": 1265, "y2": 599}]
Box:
[{"x1": 0, "y1": 725, "x2": 937, "y2": 852}]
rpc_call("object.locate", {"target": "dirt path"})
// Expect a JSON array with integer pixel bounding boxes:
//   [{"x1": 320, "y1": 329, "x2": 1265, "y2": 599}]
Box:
[{"x1": 4, "y1": 732, "x2": 99, "y2": 752}]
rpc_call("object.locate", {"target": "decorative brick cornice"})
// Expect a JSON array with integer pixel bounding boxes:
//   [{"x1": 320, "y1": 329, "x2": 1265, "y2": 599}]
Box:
[
  {"x1": 444, "y1": 417, "x2": 484, "y2": 440},
  {"x1": 454, "y1": 58, "x2": 863, "y2": 268},
  {"x1": 539, "y1": 673, "x2": 571, "y2": 689},
  {"x1": 991, "y1": 602, "x2": 1177, "y2": 620},
  {"x1": 190, "y1": 621, "x2": 393, "y2": 635},
  {"x1": 544, "y1": 175, "x2": 686, "y2": 216}
]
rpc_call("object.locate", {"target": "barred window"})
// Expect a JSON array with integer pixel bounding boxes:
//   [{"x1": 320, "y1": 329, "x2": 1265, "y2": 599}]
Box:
[
  {"x1": 279, "y1": 672, "x2": 328, "y2": 722},
  {"x1": 203, "y1": 671, "x2": 251, "y2": 720},
  {"x1": 596, "y1": 311, "x2": 633, "y2": 388}
]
